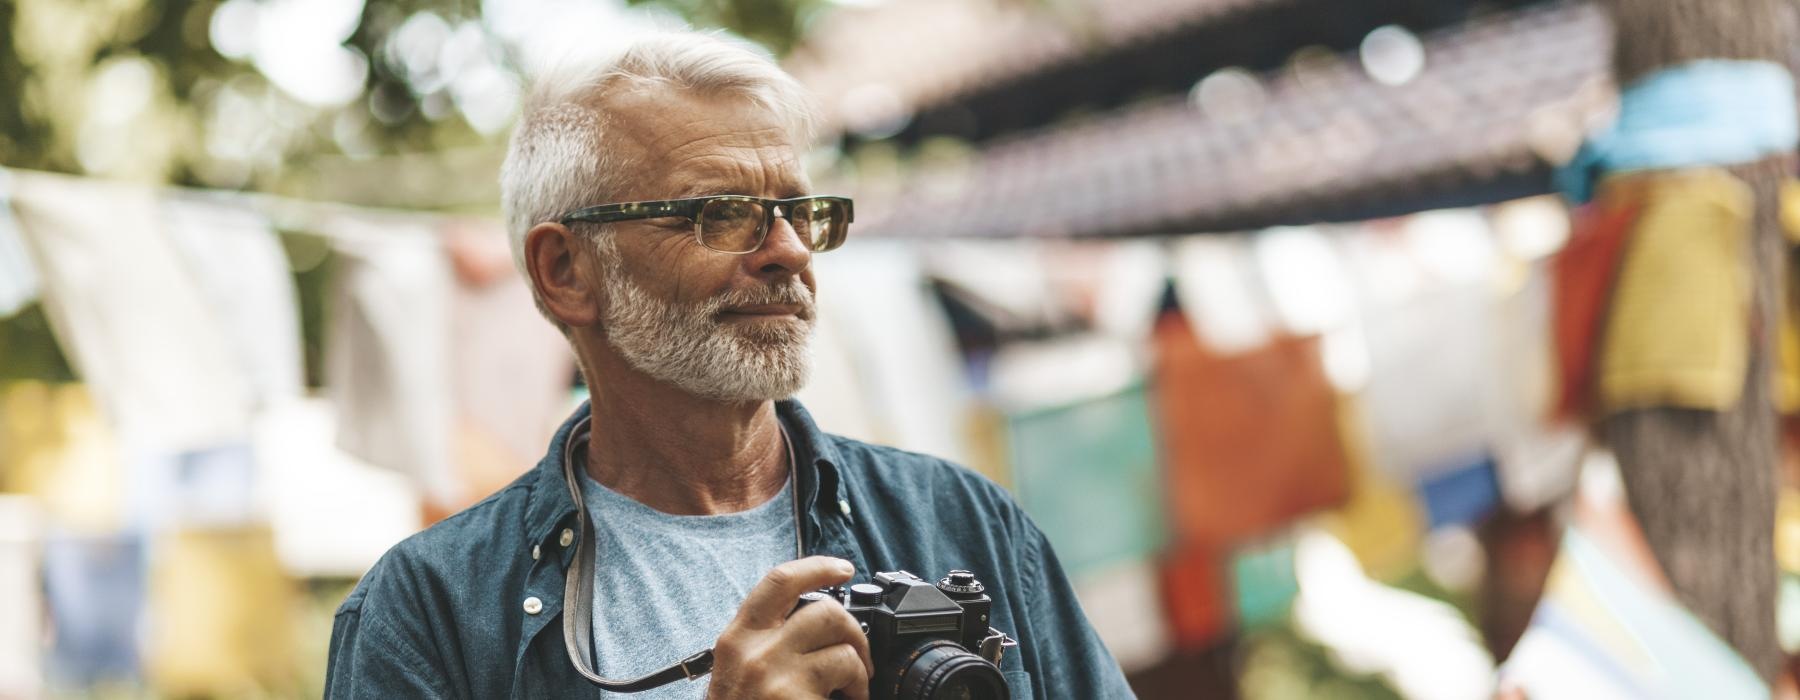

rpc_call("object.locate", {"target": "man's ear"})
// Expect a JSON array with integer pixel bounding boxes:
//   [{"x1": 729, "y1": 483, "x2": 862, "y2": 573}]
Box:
[{"x1": 524, "y1": 222, "x2": 604, "y2": 329}]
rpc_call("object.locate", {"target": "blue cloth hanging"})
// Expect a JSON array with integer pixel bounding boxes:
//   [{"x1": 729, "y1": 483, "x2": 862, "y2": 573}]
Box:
[{"x1": 1556, "y1": 60, "x2": 1798, "y2": 204}]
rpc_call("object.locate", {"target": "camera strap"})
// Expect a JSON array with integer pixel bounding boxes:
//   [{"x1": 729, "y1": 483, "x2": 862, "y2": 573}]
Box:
[{"x1": 558, "y1": 418, "x2": 800, "y2": 692}]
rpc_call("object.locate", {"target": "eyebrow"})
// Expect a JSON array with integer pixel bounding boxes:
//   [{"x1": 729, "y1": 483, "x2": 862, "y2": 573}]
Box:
[{"x1": 671, "y1": 180, "x2": 809, "y2": 200}]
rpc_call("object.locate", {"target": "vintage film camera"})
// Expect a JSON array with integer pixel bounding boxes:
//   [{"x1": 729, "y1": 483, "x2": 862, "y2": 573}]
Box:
[{"x1": 796, "y1": 569, "x2": 1018, "y2": 700}]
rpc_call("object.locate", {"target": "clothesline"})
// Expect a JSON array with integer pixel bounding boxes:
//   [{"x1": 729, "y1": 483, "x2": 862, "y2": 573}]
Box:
[{"x1": 0, "y1": 167, "x2": 492, "y2": 245}]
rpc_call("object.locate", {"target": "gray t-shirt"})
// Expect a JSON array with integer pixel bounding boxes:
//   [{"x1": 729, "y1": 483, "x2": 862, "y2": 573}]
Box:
[{"x1": 579, "y1": 466, "x2": 798, "y2": 699}]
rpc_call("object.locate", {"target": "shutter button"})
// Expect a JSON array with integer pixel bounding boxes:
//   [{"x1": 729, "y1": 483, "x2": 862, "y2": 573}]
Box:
[
  {"x1": 523, "y1": 597, "x2": 544, "y2": 615},
  {"x1": 559, "y1": 528, "x2": 574, "y2": 547}
]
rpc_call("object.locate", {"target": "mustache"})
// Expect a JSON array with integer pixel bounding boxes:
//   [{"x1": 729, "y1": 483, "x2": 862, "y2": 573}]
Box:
[{"x1": 705, "y1": 280, "x2": 816, "y2": 320}]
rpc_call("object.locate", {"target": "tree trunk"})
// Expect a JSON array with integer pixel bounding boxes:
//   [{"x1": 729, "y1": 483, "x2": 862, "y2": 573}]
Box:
[{"x1": 1598, "y1": 0, "x2": 1793, "y2": 683}]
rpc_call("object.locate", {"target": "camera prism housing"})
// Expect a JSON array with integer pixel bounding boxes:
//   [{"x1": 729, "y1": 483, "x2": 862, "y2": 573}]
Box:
[{"x1": 799, "y1": 569, "x2": 1017, "y2": 700}]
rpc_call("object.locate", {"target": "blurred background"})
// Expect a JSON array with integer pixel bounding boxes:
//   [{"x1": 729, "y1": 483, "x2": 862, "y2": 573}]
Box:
[{"x1": 3, "y1": 0, "x2": 1800, "y2": 697}]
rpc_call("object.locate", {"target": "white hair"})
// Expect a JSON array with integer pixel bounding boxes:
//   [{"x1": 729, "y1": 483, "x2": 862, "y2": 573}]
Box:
[{"x1": 499, "y1": 29, "x2": 819, "y2": 323}]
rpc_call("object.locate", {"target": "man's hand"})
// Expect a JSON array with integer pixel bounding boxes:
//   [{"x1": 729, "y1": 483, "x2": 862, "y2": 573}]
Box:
[{"x1": 707, "y1": 556, "x2": 874, "y2": 699}]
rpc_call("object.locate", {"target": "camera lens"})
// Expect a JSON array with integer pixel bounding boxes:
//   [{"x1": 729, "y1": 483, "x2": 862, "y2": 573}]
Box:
[{"x1": 891, "y1": 640, "x2": 1007, "y2": 700}]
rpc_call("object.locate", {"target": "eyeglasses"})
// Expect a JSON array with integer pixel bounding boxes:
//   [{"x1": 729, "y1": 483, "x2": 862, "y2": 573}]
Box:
[{"x1": 558, "y1": 195, "x2": 853, "y2": 254}]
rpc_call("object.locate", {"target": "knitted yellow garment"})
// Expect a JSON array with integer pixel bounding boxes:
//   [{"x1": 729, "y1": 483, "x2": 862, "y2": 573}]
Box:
[{"x1": 1599, "y1": 168, "x2": 1753, "y2": 414}]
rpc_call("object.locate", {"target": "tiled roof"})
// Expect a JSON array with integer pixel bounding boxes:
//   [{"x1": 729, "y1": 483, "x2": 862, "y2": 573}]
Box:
[
  {"x1": 786, "y1": 0, "x2": 1272, "y2": 137},
  {"x1": 845, "y1": 1, "x2": 1614, "y2": 239}
]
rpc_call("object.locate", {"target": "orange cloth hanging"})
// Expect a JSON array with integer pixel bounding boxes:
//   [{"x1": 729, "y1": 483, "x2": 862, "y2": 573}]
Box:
[
  {"x1": 1150, "y1": 310, "x2": 1349, "y2": 549},
  {"x1": 1158, "y1": 543, "x2": 1232, "y2": 649},
  {"x1": 1552, "y1": 183, "x2": 1644, "y2": 421}
]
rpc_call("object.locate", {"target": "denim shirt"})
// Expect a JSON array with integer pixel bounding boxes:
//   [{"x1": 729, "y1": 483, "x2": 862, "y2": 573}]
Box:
[{"x1": 326, "y1": 400, "x2": 1134, "y2": 699}]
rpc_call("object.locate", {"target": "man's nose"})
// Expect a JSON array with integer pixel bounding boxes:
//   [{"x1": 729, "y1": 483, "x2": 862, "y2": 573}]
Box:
[{"x1": 743, "y1": 209, "x2": 812, "y2": 278}]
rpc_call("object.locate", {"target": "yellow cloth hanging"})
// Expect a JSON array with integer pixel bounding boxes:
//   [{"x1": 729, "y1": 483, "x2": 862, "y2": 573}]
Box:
[
  {"x1": 147, "y1": 526, "x2": 299, "y2": 697},
  {"x1": 1779, "y1": 180, "x2": 1800, "y2": 414},
  {"x1": 1598, "y1": 169, "x2": 1753, "y2": 414},
  {"x1": 1780, "y1": 179, "x2": 1800, "y2": 245},
  {"x1": 1779, "y1": 270, "x2": 1800, "y2": 414},
  {"x1": 1320, "y1": 395, "x2": 1424, "y2": 581}
]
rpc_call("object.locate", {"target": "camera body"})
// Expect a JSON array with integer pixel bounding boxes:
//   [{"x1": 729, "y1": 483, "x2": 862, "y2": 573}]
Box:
[{"x1": 799, "y1": 569, "x2": 1016, "y2": 700}]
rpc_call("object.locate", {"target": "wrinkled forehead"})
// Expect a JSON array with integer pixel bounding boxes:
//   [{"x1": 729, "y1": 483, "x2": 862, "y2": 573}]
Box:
[{"x1": 597, "y1": 85, "x2": 808, "y2": 200}]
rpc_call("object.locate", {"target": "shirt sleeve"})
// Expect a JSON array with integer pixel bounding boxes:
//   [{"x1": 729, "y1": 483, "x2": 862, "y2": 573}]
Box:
[
  {"x1": 325, "y1": 573, "x2": 460, "y2": 698},
  {"x1": 1015, "y1": 515, "x2": 1138, "y2": 699}
]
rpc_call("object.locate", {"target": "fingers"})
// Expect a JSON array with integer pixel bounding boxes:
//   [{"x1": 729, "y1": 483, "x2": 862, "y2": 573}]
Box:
[
  {"x1": 736, "y1": 556, "x2": 856, "y2": 629},
  {"x1": 800, "y1": 643, "x2": 871, "y2": 700},
  {"x1": 782, "y1": 600, "x2": 873, "y2": 678}
]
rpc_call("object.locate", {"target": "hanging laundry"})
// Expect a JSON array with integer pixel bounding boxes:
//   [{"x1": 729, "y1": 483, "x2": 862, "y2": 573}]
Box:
[
  {"x1": 1255, "y1": 225, "x2": 1357, "y2": 337},
  {"x1": 0, "y1": 497, "x2": 42, "y2": 699},
  {"x1": 161, "y1": 194, "x2": 305, "y2": 408},
  {"x1": 1555, "y1": 60, "x2": 1797, "y2": 205},
  {"x1": 959, "y1": 403, "x2": 1013, "y2": 490},
  {"x1": 1152, "y1": 311, "x2": 1349, "y2": 548},
  {"x1": 1553, "y1": 184, "x2": 1644, "y2": 420},
  {"x1": 1007, "y1": 383, "x2": 1164, "y2": 577},
  {"x1": 1230, "y1": 536, "x2": 1300, "y2": 629},
  {"x1": 1781, "y1": 179, "x2": 1800, "y2": 245},
  {"x1": 1598, "y1": 168, "x2": 1753, "y2": 414},
  {"x1": 1321, "y1": 395, "x2": 1426, "y2": 582},
  {"x1": 444, "y1": 220, "x2": 575, "y2": 506},
  {"x1": 927, "y1": 240, "x2": 1067, "y2": 336},
  {"x1": 1038, "y1": 239, "x2": 1168, "y2": 342},
  {"x1": 125, "y1": 442, "x2": 258, "y2": 532},
  {"x1": 1418, "y1": 455, "x2": 1502, "y2": 530},
  {"x1": 792, "y1": 294, "x2": 881, "y2": 446},
  {"x1": 1490, "y1": 261, "x2": 1587, "y2": 511},
  {"x1": 42, "y1": 531, "x2": 145, "y2": 688},
  {"x1": 0, "y1": 170, "x2": 40, "y2": 318},
  {"x1": 0, "y1": 382, "x2": 123, "y2": 530},
  {"x1": 1776, "y1": 486, "x2": 1800, "y2": 576},
  {"x1": 1170, "y1": 236, "x2": 1273, "y2": 354},
  {"x1": 1778, "y1": 267, "x2": 1800, "y2": 415},
  {"x1": 255, "y1": 399, "x2": 421, "y2": 578},
  {"x1": 1158, "y1": 543, "x2": 1231, "y2": 650},
  {"x1": 8, "y1": 172, "x2": 253, "y2": 451},
  {"x1": 325, "y1": 215, "x2": 459, "y2": 508},
  {"x1": 1354, "y1": 234, "x2": 1497, "y2": 480},
  {"x1": 808, "y1": 241, "x2": 975, "y2": 465},
  {"x1": 1072, "y1": 558, "x2": 1174, "y2": 674},
  {"x1": 1500, "y1": 527, "x2": 1769, "y2": 699},
  {"x1": 146, "y1": 526, "x2": 298, "y2": 697}
]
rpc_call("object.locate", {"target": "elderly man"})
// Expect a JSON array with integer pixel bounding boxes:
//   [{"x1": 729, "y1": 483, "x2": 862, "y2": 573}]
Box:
[{"x1": 326, "y1": 30, "x2": 1131, "y2": 699}]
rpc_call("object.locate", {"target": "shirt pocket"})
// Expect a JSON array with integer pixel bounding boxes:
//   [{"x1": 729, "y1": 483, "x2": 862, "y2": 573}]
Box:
[{"x1": 1004, "y1": 670, "x2": 1033, "y2": 700}]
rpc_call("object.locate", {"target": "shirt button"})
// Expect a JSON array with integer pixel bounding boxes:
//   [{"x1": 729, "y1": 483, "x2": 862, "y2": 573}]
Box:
[
  {"x1": 839, "y1": 499, "x2": 852, "y2": 516},
  {"x1": 559, "y1": 528, "x2": 575, "y2": 547},
  {"x1": 523, "y1": 597, "x2": 544, "y2": 615},
  {"x1": 531, "y1": 545, "x2": 541, "y2": 561}
]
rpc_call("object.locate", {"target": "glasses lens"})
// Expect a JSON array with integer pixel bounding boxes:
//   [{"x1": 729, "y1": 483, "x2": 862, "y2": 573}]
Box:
[
  {"x1": 699, "y1": 198, "x2": 766, "y2": 252},
  {"x1": 793, "y1": 198, "x2": 848, "y2": 252}
]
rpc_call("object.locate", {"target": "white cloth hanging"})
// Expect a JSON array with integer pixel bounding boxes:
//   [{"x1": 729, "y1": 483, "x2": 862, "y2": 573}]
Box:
[
  {"x1": 444, "y1": 220, "x2": 575, "y2": 499},
  {"x1": 8, "y1": 173, "x2": 252, "y2": 451},
  {"x1": 0, "y1": 496, "x2": 43, "y2": 699},
  {"x1": 161, "y1": 193, "x2": 306, "y2": 407},
  {"x1": 325, "y1": 215, "x2": 459, "y2": 508},
  {"x1": 1486, "y1": 260, "x2": 1585, "y2": 511},
  {"x1": 805, "y1": 241, "x2": 974, "y2": 465},
  {"x1": 0, "y1": 170, "x2": 42, "y2": 318},
  {"x1": 1345, "y1": 223, "x2": 1498, "y2": 481},
  {"x1": 1170, "y1": 235, "x2": 1274, "y2": 355}
]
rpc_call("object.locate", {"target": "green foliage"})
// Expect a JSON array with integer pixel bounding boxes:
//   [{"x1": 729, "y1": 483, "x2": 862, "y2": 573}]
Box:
[
  {"x1": 1239, "y1": 624, "x2": 1404, "y2": 700},
  {"x1": 0, "y1": 0, "x2": 825, "y2": 182},
  {"x1": 0, "y1": 303, "x2": 76, "y2": 383}
]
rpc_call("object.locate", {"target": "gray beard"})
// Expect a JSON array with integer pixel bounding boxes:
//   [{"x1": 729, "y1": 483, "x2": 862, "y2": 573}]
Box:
[{"x1": 600, "y1": 263, "x2": 815, "y2": 402}]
